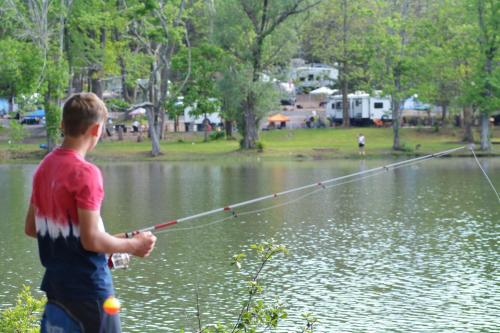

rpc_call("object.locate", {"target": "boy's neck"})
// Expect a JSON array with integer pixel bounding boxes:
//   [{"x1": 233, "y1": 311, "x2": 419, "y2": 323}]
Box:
[{"x1": 60, "y1": 137, "x2": 91, "y2": 158}]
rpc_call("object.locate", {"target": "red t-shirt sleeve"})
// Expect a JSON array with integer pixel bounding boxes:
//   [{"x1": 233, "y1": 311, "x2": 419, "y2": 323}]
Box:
[{"x1": 75, "y1": 164, "x2": 104, "y2": 211}]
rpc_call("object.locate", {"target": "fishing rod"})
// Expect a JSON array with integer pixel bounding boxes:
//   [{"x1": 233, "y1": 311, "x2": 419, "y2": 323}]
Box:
[
  {"x1": 124, "y1": 145, "x2": 466, "y2": 238},
  {"x1": 108, "y1": 146, "x2": 466, "y2": 269}
]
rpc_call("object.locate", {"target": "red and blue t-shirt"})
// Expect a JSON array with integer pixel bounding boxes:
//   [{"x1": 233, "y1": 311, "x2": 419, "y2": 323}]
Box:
[{"x1": 30, "y1": 147, "x2": 113, "y2": 300}]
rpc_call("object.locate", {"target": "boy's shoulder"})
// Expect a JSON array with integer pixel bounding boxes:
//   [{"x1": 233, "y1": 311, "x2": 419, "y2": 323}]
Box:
[{"x1": 37, "y1": 148, "x2": 101, "y2": 179}]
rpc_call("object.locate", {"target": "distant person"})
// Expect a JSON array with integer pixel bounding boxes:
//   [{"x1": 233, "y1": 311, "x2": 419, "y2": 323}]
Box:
[
  {"x1": 106, "y1": 117, "x2": 113, "y2": 137},
  {"x1": 25, "y1": 92, "x2": 156, "y2": 332},
  {"x1": 132, "y1": 120, "x2": 140, "y2": 133},
  {"x1": 358, "y1": 133, "x2": 365, "y2": 156}
]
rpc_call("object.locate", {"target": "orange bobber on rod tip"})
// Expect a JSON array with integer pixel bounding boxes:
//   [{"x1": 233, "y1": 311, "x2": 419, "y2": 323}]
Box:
[{"x1": 103, "y1": 296, "x2": 121, "y2": 315}]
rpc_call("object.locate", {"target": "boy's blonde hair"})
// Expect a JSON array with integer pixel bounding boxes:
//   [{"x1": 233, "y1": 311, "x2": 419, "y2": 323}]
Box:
[{"x1": 62, "y1": 93, "x2": 108, "y2": 137}]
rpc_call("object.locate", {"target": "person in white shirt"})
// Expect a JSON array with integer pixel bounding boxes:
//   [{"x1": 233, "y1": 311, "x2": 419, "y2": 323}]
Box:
[
  {"x1": 358, "y1": 133, "x2": 365, "y2": 156},
  {"x1": 132, "y1": 120, "x2": 140, "y2": 133}
]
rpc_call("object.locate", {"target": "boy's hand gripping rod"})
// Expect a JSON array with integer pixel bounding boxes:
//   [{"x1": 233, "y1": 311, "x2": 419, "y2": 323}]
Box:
[{"x1": 124, "y1": 146, "x2": 466, "y2": 238}]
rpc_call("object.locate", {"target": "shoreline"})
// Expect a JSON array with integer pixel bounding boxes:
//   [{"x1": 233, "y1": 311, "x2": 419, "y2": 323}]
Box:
[{"x1": 1, "y1": 127, "x2": 498, "y2": 163}]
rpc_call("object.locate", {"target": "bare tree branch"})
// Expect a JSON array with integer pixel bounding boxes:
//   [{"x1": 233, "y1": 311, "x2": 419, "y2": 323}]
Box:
[
  {"x1": 263, "y1": 0, "x2": 322, "y2": 39},
  {"x1": 240, "y1": 0, "x2": 259, "y2": 31}
]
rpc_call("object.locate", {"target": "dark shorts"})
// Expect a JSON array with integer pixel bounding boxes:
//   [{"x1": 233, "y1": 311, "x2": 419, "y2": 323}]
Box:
[
  {"x1": 42, "y1": 296, "x2": 122, "y2": 333},
  {"x1": 358, "y1": 143, "x2": 365, "y2": 148}
]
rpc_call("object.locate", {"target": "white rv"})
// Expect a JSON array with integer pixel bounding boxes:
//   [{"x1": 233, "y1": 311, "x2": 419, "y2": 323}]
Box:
[
  {"x1": 290, "y1": 64, "x2": 338, "y2": 92},
  {"x1": 326, "y1": 91, "x2": 392, "y2": 125},
  {"x1": 182, "y1": 98, "x2": 223, "y2": 131}
]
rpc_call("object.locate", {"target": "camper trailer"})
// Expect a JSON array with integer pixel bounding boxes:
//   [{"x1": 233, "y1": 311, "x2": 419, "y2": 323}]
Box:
[
  {"x1": 326, "y1": 91, "x2": 392, "y2": 125},
  {"x1": 290, "y1": 64, "x2": 338, "y2": 93}
]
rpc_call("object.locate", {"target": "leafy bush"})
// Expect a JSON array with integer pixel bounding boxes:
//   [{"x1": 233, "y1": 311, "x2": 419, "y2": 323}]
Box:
[
  {"x1": 209, "y1": 131, "x2": 225, "y2": 141},
  {"x1": 106, "y1": 98, "x2": 130, "y2": 112},
  {"x1": 0, "y1": 286, "x2": 46, "y2": 333},
  {"x1": 256, "y1": 141, "x2": 264, "y2": 152},
  {"x1": 200, "y1": 240, "x2": 317, "y2": 332},
  {"x1": 8, "y1": 120, "x2": 27, "y2": 145}
]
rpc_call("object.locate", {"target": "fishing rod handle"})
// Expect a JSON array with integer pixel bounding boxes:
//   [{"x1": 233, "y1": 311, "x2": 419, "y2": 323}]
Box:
[{"x1": 107, "y1": 253, "x2": 131, "y2": 269}]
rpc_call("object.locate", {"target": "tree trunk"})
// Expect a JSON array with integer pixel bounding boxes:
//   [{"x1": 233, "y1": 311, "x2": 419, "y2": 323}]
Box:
[
  {"x1": 462, "y1": 106, "x2": 474, "y2": 143},
  {"x1": 341, "y1": 0, "x2": 349, "y2": 128},
  {"x1": 341, "y1": 70, "x2": 349, "y2": 127},
  {"x1": 392, "y1": 94, "x2": 401, "y2": 150},
  {"x1": 117, "y1": 125, "x2": 123, "y2": 141},
  {"x1": 392, "y1": 63, "x2": 402, "y2": 150},
  {"x1": 225, "y1": 119, "x2": 233, "y2": 138},
  {"x1": 148, "y1": 57, "x2": 163, "y2": 155},
  {"x1": 204, "y1": 115, "x2": 209, "y2": 142},
  {"x1": 480, "y1": 112, "x2": 490, "y2": 151},
  {"x1": 89, "y1": 67, "x2": 103, "y2": 99},
  {"x1": 242, "y1": 34, "x2": 264, "y2": 149},
  {"x1": 441, "y1": 103, "x2": 448, "y2": 123},
  {"x1": 147, "y1": 106, "x2": 161, "y2": 156},
  {"x1": 119, "y1": 56, "x2": 131, "y2": 102},
  {"x1": 243, "y1": 93, "x2": 259, "y2": 149},
  {"x1": 158, "y1": 61, "x2": 169, "y2": 140},
  {"x1": 72, "y1": 72, "x2": 83, "y2": 93},
  {"x1": 8, "y1": 96, "x2": 14, "y2": 113}
]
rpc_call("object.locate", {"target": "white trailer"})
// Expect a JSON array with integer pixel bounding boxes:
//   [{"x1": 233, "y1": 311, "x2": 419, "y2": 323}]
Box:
[
  {"x1": 325, "y1": 91, "x2": 392, "y2": 125},
  {"x1": 289, "y1": 64, "x2": 338, "y2": 92}
]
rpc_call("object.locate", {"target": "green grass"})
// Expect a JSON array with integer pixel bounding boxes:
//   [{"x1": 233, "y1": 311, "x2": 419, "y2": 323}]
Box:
[
  {"x1": 1, "y1": 127, "x2": 498, "y2": 163},
  {"x1": 260, "y1": 127, "x2": 497, "y2": 158}
]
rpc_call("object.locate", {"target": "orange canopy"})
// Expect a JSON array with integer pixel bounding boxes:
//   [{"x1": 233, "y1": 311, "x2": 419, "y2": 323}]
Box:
[{"x1": 267, "y1": 113, "x2": 290, "y2": 122}]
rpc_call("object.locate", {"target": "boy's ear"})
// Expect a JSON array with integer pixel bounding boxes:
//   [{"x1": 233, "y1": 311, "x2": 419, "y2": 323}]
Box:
[{"x1": 89, "y1": 123, "x2": 101, "y2": 137}]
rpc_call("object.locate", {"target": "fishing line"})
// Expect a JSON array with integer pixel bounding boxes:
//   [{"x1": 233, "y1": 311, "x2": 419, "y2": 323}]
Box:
[
  {"x1": 124, "y1": 146, "x2": 466, "y2": 238},
  {"x1": 470, "y1": 148, "x2": 500, "y2": 203},
  {"x1": 154, "y1": 169, "x2": 389, "y2": 235},
  {"x1": 154, "y1": 149, "x2": 462, "y2": 235}
]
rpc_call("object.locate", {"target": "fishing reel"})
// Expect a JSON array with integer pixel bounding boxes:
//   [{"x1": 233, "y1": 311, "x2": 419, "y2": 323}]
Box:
[{"x1": 108, "y1": 253, "x2": 131, "y2": 269}]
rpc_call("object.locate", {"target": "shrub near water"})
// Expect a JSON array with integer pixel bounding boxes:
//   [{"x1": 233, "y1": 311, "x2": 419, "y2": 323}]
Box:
[
  {"x1": 0, "y1": 286, "x2": 46, "y2": 333},
  {"x1": 8, "y1": 120, "x2": 27, "y2": 146}
]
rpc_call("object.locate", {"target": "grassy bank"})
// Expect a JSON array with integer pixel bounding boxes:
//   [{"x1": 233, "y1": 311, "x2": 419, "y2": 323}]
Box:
[{"x1": 1, "y1": 127, "x2": 499, "y2": 163}]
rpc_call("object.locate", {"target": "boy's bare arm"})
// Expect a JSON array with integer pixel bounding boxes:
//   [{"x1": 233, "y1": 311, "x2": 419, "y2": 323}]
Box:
[
  {"x1": 78, "y1": 208, "x2": 156, "y2": 257},
  {"x1": 25, "y1": 204, "x2": 36, "y2": 238}
]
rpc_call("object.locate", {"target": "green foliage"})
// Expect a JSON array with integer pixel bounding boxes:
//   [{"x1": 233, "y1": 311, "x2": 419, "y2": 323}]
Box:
[
  {"x1": 213, "y1": 0, "x2": 315, "y2": 148},
  {"x1": 8, "y1": 120, "x2": 27, "y2": 146},
  {"x1": 0, "y1": 286, "x2": 46, "y2": 333},
  {"x1": 255, "y1": 141, "x2": 264, "y2": 152},
  {"x1": 0, "y1": 38, "x2": 43, "y2": 100},
  {"x1": 301, "y1": 313, "x2": 318, "y2": 333},
  {"x1": 45, "y1": 103, "x2": 61, "y2": 145},
  {"x1": 302, "y1": 0, "x2": 376, "y2": 91},
  {"x1": 170, "y1": 43, "x2": 226, "y2": 118},
  {"x1": 209, "y1": 131, "x2": 225, "y2": 141},
  {"x1": 202, "y1": 240, "x2": 301, "y2": 333},
  {"x1": 107, "y1": 98, "x2": 130, "y2": 112}
]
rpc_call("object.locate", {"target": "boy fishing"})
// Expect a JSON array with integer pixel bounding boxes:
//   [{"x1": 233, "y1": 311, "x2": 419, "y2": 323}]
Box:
[{"x1": 24, "y1": 93, "x2": 157, "y2": 332}]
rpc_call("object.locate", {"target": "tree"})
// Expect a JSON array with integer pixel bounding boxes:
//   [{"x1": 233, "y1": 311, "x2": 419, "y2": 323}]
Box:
[
  {"x1": 214, "y1": 0, "x2": 321, "y2": 149},
  {"x1": 470, "y1": 0, "x2": 499, "y2": 151},
  {"x1": 412, "y1": 0, "x2": 462, "y2": 124},
  {"x1": 303, "y1": 0, "x2": 376, "y2": 127},
  {"x1": 369, "y1": 0, "x2": 421, "y2": 150},
  {"x1": 0, "y1": 38, "x2": 42, "y2": 113},
  {"x1": 127, "y1": 0, "x2": 192, "y2": 156},
  {"x1": 2, "y1": 0, "x2": 69, "y2": 151},
  {"x1": 170, "y1": 43, "x2": 225, "y2": 140},
  {"x1": 216, "y1": 62, "x2": 246, "y2": 139}
]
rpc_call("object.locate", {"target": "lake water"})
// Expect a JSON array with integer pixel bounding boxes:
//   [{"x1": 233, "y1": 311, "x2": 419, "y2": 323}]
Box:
[{"x1": 0, "y1": 157, "x2": 498, "y2": 332}]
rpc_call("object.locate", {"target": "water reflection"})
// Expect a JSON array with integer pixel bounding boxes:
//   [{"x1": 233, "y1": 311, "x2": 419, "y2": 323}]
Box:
[{"x1": 0, "y1": 158, "x2": 498, "y2": 332}]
